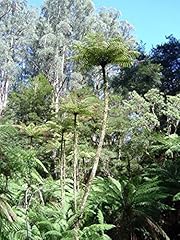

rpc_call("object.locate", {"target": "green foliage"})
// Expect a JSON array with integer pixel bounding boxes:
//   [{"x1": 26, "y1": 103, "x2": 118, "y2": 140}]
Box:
[
  {"x1": 7, "y1": 74, "x2": 53, "y2": 124},
  {"x1": 0, "y1": 124, "x2": 33, "y2": 176},
  {"x1": 150, "y1": 133, "x2": 180, "y2": 158},
  {"x1": 0, "y1": 2, "x2": 179, "y2": 239},
  {"x1": 151, "y1": 35, "x2": 180, "y2": 95},
  {"x1": 73, "y1": 33, "x2": 138, "y2": 70},
  {"x1": 173, "y1": 192, "x2": 180, "y2": 201},
  {"x1": 61, "y1": 88, "x2": 100, "y2": 117},
  {"x1": 1, "y1": 87, "x2": 179, "y2": 239},
  {"x1": 111, "y1": 60, "x2": 162, "y2": 95},
  {"x1": 89, "y1": 176, "x2": 170, "y2": 239}
]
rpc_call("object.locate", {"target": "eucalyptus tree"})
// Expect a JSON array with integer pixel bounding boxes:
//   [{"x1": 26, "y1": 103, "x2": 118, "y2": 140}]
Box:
[
  {"x1": 35, "y1": 1, "x2": 135, "y2": 112},
  {"x1": 92, "y1": 8, "x2": 135, "y2": 42},
  {"x1": 74, "y1": 33, "x2": 138, "y2": 217},
  {"x1": 42, "y1": 0, "x2": 94, "y2": 40},
  {"x1": 33, "y1": 0, "x2": 94, "y2": 113},
  {"x1": 0, "y1": 0, "x2": 37, "y2": 116}
]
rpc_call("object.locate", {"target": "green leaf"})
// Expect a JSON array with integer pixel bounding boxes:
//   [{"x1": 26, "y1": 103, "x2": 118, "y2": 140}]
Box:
[
  {"x1": 173, "y1": 192, "x2": 180, "y2": 201},
  {"x1": 44, "y1": 230, "x2": 62, "y2": 237},
  {"x1": 97, "y1": 209, "x2": 104, "y2": 224},
  {"x1": 35, "y1": 158, "x2": 48, "y2": 173}
]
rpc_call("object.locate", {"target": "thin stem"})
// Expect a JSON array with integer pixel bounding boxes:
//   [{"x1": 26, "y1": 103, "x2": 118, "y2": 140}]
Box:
[
  {"x1": 60, "y1": 131, "x2": 65, "y2": 205},
  {"x1": 76, "y1": 65, "x2": 109, "y2": 224},
  {"x1": 73, "y1": 113, "x2": 78, "y2": 212}
]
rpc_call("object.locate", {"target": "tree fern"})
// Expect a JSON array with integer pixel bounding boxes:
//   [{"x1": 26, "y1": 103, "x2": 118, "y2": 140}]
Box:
[{"x1": 88, "y1": 176, "x2": 170, "y2": 239}]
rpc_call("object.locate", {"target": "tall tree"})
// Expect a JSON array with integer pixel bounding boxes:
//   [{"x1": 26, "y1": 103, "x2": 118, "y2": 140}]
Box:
[
  {"x1": 92, "y1": 8, "x2": 135, "y2": 42},
  {"x1": 74, "y1": 33, "x2": 137, "y2": 218},
  {"x1": 87, "y1": 8, "x2": 135, "y2": 92},
  {"x1": 111, "y1": 59, "x2": 162, "y2": 95},
  {"x1": 7, "y1": 74, "x2": 53, "y2": 124},
  {"x1": 32, "y1": 2, "x2": 135, "y2": 112},
  {"x1": 151, "y1": 35, "x2": 180, "y2": 95},
  {"x1": 0, "y1": 0, "x2": 37, "y2": 116},
  {"x1": 32, "y1": 0, "x2": 94, "y2": 113}
]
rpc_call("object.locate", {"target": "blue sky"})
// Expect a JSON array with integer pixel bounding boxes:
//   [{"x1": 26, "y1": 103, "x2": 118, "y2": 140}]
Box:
[{"x1": 28, "y1": 0, "x2": 180, "y2": 51}]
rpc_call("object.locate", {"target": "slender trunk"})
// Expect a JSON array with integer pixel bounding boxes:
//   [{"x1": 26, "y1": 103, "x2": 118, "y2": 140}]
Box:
[
  {"x1": 25, "y1": 187, "x2": 30, "y2": 240},
  {"x1": 73, "y1": 113, "x2": 78, "y2": 212},
  {"x1": 118, "y1": 134, "x2": 122, "y2": 161},
  {"x1": 60, "y1": 131, "x2": 64, "y2": 173},
  {"x1": 60, "y1": 132, "x2": 64, "y2": 205},
  {"x1": 174, "y1": 120, "x2": 179, "y2": 134},
  {"x1": 53, "y1": 46, "x2": 65, "y2": 114},
  {"x1": 25, "y1": 136, "x2": 33, "y2": 240},
  {"x1": 167, "y1": 117, "x2": 172, "y2": 135},
  {"x1": 4, "y1": 176, "x2": 8, "y2": 192},
  {"x1": 52, "y1": 150, "x2": 58, "y2": 179},
  {"x1": 52, "y1": 47, "x2": 65, "y2": 178},
  {"x1": 62, "y1": 139, "x2": 66, "y2": 191},
  {"x1": 0, "y1": 30, "x2": 15, "y2": 117},
  {"x1": 53, "y1": 54, "x2": 59, "y2": 114},
  {"x1": 127, "y1": 153, "x2": 131, "y2": 179},
  {"x1": 0, "y1": 74, "x2": 9, "y2": 117},
  {"x1": 77, "y1": 158, "x2": 80, "y2": 192},
  {"x1": 78, "y1": 65, "x2": 109, "y2": 219}
]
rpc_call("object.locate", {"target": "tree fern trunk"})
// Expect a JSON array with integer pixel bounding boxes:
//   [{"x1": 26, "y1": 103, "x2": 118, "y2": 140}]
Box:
[
  {"x1": 118, "y1": 134, "x2": 122, "y2": 161},
  {"x1": 78, "y1": 65, "x2": 109, "y2": 217},
  {"x1": 73, "y1": 113, "x2": 78, "y2": 212},
  {"x1": 52, "y1": 149, "x2": 58, "y2": 179},
  {"x1": 62, "y1": 139, "x2": 66, "y2": 202},
  {"x1": 127, "y1": 153, "x2": 131, "y2": 179},
  {"x1": 60, "y1": 131, "x2": 65, "y2": 205}
]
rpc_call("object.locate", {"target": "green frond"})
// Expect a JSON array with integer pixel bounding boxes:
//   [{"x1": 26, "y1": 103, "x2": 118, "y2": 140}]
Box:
[
  {"x1": 173, "y1": 192, "x2": 180, "y2": 201},
  {"x1": 44, "y1": 230, "x2": 62, "y2": 237},
  {"x1": 97, "y1": 209, "x2": 104, "y2": 225},
  {"x1": 0, "y1": 195, "x2": 17, "y2": 222},
  {"x1": 73, "y1": 33, "x2": 138, "y2": 71}
]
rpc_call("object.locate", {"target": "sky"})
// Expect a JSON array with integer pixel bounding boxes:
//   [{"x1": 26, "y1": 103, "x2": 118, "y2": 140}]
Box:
[{"x1": 28, "y1": 0, "x2": 180, "y2": 51}]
